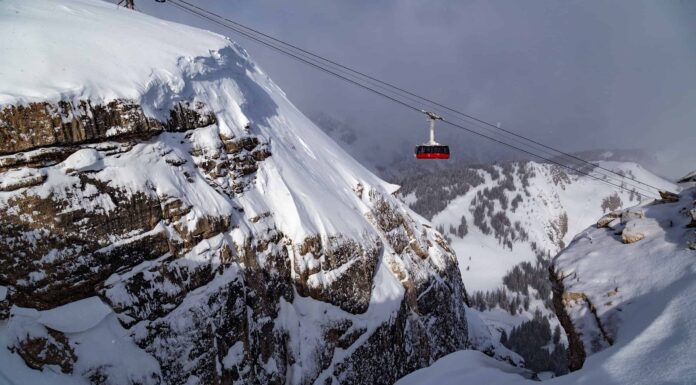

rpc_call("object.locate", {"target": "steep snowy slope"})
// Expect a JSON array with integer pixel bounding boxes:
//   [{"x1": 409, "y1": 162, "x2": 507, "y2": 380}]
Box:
[
  {"x1": 397, "y1": 175, "x2": 696, "y2": 384},
  {"x1": 550, "y1": 179, "x2": 696, "y2": 382},
  {"x1": 0, "y1": 1, "x2": 509, "y2": 384}
]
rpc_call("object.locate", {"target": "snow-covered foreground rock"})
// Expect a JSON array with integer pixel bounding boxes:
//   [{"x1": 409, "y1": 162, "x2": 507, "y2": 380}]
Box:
[
  {"x1": 0, "y1": 1, "x2": 512, "y2": 384},
  {"x1": 395, "y1": 350, "x2": 533, "y2": 385},
  {"x1": 550, "y1": 181, "x2": 696, "y2": 383},
  {"x1": 397, "y1": 178, "x2": 696, "y2": 384}
]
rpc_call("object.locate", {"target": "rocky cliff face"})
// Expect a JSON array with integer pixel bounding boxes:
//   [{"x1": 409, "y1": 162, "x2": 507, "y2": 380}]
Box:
[
  {"x1": 0, "y1": 1, "x2": 501, "y2": 383},
  {"x1": 0, "y1": 99, "x2": 473, "y2": 384},
  {"x1": 0, "y1": 99, "x2": 216, "y2": 155}
]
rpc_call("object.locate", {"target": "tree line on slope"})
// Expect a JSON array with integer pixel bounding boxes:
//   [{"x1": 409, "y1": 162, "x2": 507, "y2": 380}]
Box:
[
  {"x1": 469, "y1": 245, "x2": 553, "y2": 313},
  {"x1": 400, "y1": 161, "x2": 537, "y2": 249},
  {"x1": 396, "y1": 167, "x2": 485, "y2": 220},
  {"x1": 501, "y1": 309, "x2": 569, "y2": 375},
  {"x1": 469, "y1": 247, "x2": 569, "y2": 375}
]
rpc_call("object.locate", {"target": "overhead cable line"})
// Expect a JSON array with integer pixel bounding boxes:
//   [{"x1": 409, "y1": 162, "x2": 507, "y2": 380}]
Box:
[
  {"x1": 169, "y1": 0, "x2": 664, "y2": 196},
  {"x1": 166, "y1": 0, "x2": 420, "y2": 112},
  {"x1": 163, "y1": 0, "x2": 661, "y2": 200},
  {"x1": 170, "y1": 0, "x2": 662, "y2": 197}
]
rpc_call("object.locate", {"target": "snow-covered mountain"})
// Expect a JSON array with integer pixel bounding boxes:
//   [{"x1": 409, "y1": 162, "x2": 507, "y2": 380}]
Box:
[
  {"x1": 394, "y1": 160, "x2": 677, "y2": 375},
  {"x1": 0, "y1": 1, "x2": 513, "y2": 384},
  {"x1": 396, "y1": 172, "x2": 696, "y2": 385},
  {"x1": 397, "y1": 160, "x2": 676, "y2": 291}
]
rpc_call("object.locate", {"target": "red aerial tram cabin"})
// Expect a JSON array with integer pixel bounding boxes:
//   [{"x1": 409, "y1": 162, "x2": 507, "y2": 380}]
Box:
[
  {"x1": 415, "y1": 111, "x2": 450, "y2": 160},
  {"x1": 415, "y1": 145, "x2": 450, "y2": 159}
]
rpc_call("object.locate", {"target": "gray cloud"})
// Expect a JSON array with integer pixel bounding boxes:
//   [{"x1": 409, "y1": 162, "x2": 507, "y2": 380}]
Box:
[{"x1": 138, "y1": 0, "x2": 696, "y2": 178}]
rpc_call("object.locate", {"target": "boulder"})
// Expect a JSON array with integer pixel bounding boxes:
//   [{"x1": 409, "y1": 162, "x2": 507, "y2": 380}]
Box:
[
  {"x1": 659, "y1": 190, "x2": 680, "y2": 203},
  {"x1": 621, "y1": 208, "x2": 644, "y2": 224},
  {"x1": 688, "y1": 208, "x2": 696, "y2": 228},
  {"x1": 620, "y1": 218, "x2": 658, "y2": 244},
  {"x1": 597, "y1": 211, "x2": 621, "y2": 228},
  {"x1": 621, "y1": 230, "x2": 645, "y2": 244},
  {"x1": 677, "y1": 170, "x2": 696, "y2": 184}
]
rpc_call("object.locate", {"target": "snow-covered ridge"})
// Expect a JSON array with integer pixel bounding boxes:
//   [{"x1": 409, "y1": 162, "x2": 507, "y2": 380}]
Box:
[
  {"x1": 551, "y1": 184, "x2": 696, "y2": 383},
  {"x1": 0, "y1": 0, "x2": 397, "y2": 241},
  {"x1": 0, "y1": 1, "x2": 504, "y2": 384},
  {"x1": 397, "y1": 160, "x2": 676, "y2": 292},
  {"x1": 0, "y1": 0, "x2": 226, "y2": 106}
]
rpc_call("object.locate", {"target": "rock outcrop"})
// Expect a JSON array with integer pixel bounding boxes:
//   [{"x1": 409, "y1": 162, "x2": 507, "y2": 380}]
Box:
[
  {"x1": 0, "y1": 98, "x2": 474, "y2": 385},
  {"x1": 658, "y1": 190, "x2": 680, "y2": 203},
  {"x1": 0, "y1": 99, "x2": 215, "y2": 155},
  {"x1": 677, "y1": 170, "x2": 696, "y2": 184},
  {"x1": 596, "y1": 210, "x2": 621, "y2": 228},
  {"x1": 549, "y1": 268, "x2": 586, "y2": 372},
  {"x1": 9, "y1": 327, "x2": 76, "y2": 374}
]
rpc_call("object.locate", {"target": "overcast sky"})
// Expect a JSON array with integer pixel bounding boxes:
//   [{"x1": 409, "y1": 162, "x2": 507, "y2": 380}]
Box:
[{"x1": 137, "y1": 0, "x2": 696, "y2": 178}]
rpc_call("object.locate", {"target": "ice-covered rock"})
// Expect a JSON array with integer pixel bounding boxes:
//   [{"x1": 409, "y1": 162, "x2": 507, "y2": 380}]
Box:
[
  {"x1": 0, "y1": 168, "x2": 46, "y2": 191},
  {"x1": 621, "y1": 207, "x2": 644, "y2": 223}
]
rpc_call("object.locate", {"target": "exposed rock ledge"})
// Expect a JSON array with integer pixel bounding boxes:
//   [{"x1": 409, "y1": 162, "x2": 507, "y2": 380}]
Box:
[{"x1": 0, "y1": 99, "x2": 216, "y2": 155}]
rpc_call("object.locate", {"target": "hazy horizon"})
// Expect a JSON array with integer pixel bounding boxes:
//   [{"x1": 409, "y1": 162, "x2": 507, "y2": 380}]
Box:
[{"x1": 137, "y1": 0, "x2": 696, "y2": 178}]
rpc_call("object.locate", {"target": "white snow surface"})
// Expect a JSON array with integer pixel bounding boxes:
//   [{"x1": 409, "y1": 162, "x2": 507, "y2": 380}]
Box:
[
  {"x1": 395, "y1": 350, "x2": 532, "y2": 385},
  {"x1": 61, "y1": 149, "x2": 105, "y2": 173},
  {"x1": 0, "y1": 0, "x2": 396, "y2": 243},
  {"x1": 0, "y1": 0, "x2": 222, "y2": 106},
  {"x1": 35, "y1": 297, "x2": 112, "y2": 333},
  {"x1": 2, "y1": 302, "x2": 159, "y2": 385},
  {"x1": 399, "y1": 186, "x2": 696, "y2": 385},
  {"x1": 0, "y1": 1, "x2": 484, "y2": 384}
]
